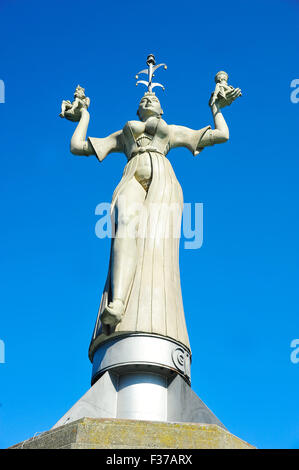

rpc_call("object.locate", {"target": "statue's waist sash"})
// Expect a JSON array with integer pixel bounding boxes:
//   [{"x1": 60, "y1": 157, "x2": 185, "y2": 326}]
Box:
[{"x1": 129, "y1": 146, "x2": 165, "y2": 160}]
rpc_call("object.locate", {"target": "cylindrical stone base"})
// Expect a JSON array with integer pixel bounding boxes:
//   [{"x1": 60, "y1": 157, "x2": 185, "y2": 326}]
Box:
[
  {"x1": 91, "y1": 333, "x2": 192, "y2": 386},
  {"x1": 117, "y1": 373, "x2": 167, "y2": 421}
]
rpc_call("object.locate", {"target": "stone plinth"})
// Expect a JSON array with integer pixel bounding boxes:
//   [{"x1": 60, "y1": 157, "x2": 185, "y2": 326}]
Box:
[{"x1": 10, "y1": 417, "x2": 255, "y2": 449}]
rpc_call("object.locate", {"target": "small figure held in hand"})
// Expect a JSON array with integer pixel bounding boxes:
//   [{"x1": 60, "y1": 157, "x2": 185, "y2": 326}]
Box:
[
  {"x1": 60, "y1": 85, "x2": 90, "y2": 122},
  {"x1": 210, "y1": 71, "x2": 242, "y2": 108}
]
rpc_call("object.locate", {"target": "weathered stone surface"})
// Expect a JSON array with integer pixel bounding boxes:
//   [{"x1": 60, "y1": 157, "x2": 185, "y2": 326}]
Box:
[{"x1": 10, "y1": 417, "x2": 255, "y2": 449}]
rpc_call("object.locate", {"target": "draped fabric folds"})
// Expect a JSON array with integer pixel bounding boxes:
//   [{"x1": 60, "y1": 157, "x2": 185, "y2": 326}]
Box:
[
  {"x1": 90, "y1": 151, "x2": 190, "y2": 354},
  {"x1": 88, "y1": 121, "x2": 212, "y2": 358}
]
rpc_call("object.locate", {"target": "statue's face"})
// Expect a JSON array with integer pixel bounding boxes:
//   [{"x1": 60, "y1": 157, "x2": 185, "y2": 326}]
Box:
[
  {"x1": 75, "y1": 88, "x2": 85, "y2": 99},
  {"x1": 218, "y1": 73, "x2": 227, "y2": 82},
  {"x1": 138, "y1": 95, "x2": 163, "y2": 121}
]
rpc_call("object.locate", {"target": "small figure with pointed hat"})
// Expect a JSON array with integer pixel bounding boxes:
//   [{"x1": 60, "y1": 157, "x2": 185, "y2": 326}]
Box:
[{"x1": 60, "y1": 85, "x2": 90, "y2": 121}]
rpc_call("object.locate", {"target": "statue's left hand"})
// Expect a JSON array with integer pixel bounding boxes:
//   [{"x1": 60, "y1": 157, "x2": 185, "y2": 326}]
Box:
[
  {"x1": 60, "y1": 97, "x2": 90, "y2": 122},
  {"x1": 210, "y1": 87, "x2": 242, "y2": 109}
]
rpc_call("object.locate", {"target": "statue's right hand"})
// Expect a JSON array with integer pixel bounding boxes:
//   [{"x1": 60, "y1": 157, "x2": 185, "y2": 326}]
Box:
[
  {"x1": 62, "y1": 104, "x2": 90, "y2": 122},
  {"x1": 215, "y1": 87, "x2": 242, "y2": 109}
]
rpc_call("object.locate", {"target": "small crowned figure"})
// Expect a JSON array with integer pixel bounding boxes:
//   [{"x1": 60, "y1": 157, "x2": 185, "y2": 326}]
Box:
[
  {"x1": 60, "y1": 85, "x2": 90, "y2": 121},
  {"x1": 209, "y1": 71, "x2": 241, "y2": 107}
]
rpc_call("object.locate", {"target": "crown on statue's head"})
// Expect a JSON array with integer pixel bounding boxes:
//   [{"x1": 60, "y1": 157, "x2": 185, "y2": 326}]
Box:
[
  {"x1": 75, "y1": 85, "x2": 85, "y2": 93},
  {"x1": 215, "y1": 71, "x2": 228, "y2": 83},
  {"x1": 135, "y1": 54, "x2": 167, "y2": 94},
  {"x1": 141, "y1": 91, "x2": 157, "y2": 98},
  {"x1": 138, "y1": 91, "x2": 162, "y2": 105}
]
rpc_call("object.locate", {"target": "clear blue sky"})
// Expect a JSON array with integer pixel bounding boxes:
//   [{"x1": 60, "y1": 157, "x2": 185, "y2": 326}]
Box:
[{"x1": 0, "y1": 0, "x2": 298, "y2": 449}]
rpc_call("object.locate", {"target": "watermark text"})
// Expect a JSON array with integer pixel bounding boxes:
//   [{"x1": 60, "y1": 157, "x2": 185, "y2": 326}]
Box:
[
  {"x1": 0, "y1": 80, "x2": 4, "y2": 103},
  {"x1": 290, "y1": 339, "x2": 299, "y2": 364},
  {"x1": 95, "y1": 200, "x2": 203, "y2": 250},
  {"x1": 0, "y1": 339, "x2": 5, "y2": 363},
  {"x1": 290, "y1": 79, "x2": 299, "y2": 104}
]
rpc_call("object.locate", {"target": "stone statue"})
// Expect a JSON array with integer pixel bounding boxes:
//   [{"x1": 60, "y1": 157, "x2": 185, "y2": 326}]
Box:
[
  {"x1": 59, "y1": 85, "x2": 90, "y2": 121},
  {"x1": 60, "y1": 54, "x2": 241, "y2": 362},
  {"x1": 55, "y1": 54, "x2": 242, "y2": 428},
  {"x1": 209, "y1": 70, "x2": 241, "y2": 107}
]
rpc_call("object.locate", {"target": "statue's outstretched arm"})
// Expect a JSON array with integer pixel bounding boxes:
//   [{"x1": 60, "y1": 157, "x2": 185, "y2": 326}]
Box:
[
  {"x1": 70, "y1": 108, "x2": 95, "y2": 156},
  {"x1": 69, "y1": 107, "x2": 124, "y2": 161},
  {"x1": 169, "y1": 86, "x2": 241, "y2": 154},
  {"x1": 205, "y1": 86, "x2": 242, "y2": 146},
  {"x1": 208, "y1": 101, "x2": 229, "y2": 144}
]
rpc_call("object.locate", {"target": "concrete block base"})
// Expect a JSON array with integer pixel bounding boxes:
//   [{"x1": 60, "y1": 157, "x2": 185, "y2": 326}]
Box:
[{"x1": 10, "y1": 417, "x2": 255, "y2": 449}]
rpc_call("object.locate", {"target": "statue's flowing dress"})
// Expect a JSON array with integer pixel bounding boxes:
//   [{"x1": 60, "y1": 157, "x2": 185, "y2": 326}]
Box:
[{"x1": 87, "y1": 118, "x2": 211, "y2": 358}]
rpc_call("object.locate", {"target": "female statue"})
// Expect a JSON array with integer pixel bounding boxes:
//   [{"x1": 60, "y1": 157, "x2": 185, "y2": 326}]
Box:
[{"x1": 61, "y1": 56, "x2": 241, "y2": 359}]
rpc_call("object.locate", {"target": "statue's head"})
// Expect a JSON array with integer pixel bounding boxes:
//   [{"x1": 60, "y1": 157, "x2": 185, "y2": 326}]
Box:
[
  {"x1": 74, "y1": 85, "x2": 85, "y2": 99},
  {"x1": 215, "y1": 71, "x2": 228, "y2": 83},
  {"x1": 137, "y1": 92, "x2": 163, "y2": 121}
]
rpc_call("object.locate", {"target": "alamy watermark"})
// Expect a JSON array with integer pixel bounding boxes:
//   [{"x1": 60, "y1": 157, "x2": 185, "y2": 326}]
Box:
[
  {"x1": 290, "y1": 79, "x2": 299, "y2": 103},
  {"x1": 290, "y1": 339, "x2": 299, "y2": 364},
  {"x1": 95, "y1": 200, "x2": 203, "y2": 250},
  {"x1": 0, "y1": 339, "x2": 5, "y2": 363},
  {"x1": 0, "y1": 80, "x2": 4, "y2": 103}
]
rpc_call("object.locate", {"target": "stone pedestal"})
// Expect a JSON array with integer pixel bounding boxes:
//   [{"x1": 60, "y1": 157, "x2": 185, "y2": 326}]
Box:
[
  {"x1": 50, "y1": 372, "x2": 226, "y2": 430},
  {"x1": 10, "y1": 417, "x2": 255, "y2": 449}
]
